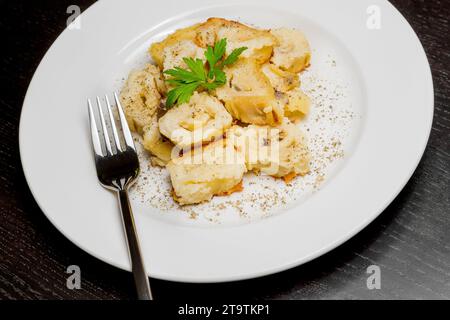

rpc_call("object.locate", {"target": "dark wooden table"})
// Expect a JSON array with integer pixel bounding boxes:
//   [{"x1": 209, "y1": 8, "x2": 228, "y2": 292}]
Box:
[{"x1": 0, "y1": 0, "x2": 449, "y2": 300}]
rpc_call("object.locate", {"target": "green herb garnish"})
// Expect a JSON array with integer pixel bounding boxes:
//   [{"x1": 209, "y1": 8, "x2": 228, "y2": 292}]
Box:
[{"x1": 164, "y1": 38, "x2": 247, "y2": 108}]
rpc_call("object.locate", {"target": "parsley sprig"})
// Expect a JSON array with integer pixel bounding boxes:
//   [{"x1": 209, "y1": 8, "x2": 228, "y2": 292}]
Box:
[{"x1": 164, "y1": 39, "x2": 247, "y2": 108}]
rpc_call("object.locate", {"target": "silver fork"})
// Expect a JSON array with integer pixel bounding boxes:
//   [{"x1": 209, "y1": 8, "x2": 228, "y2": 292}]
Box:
[{"x1": 88, "y1": 93, "x2": 152, "y2": 300}]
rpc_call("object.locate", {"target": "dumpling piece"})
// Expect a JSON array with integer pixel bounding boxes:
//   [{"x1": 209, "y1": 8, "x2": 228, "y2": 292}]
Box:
[
  {"x1": 167, "y1": 139, "x2": 247, "y2": 205},
  {"x1": 120, "y1": 64, "x2": 172, "y2": 166},
  {"x1": 284, "y1": 89, "x2": 311, "y2": 122},
  {"x1": 150, "y1": 24, "x2": 202, "y2": 68},
  {"x1": 196, "y1": 18, "x2": 277, "y2": 64},
  {"x1": 226, "y1": 121, "x2": 310, "y2": 178},
  {"x1": 142, "y1": 116, "x2": 174, "y2": 167},
  {"x1": 161, "y1": 40, "x2": 205, "y2": 73},
  {"x1": 273, "y1": 121, "x2": 310, "y2": 178},
  {"x1": 261, "y1": 63, "x2": 300, "y2": 93},
  {"x1": 158, "y1": 92, "x2": 232, "y2": 148},
  {"x1": 149, "y1": 18, "x2": 278, "y2": 72},
  {"x1": 270, "y1": 28, "x2": 311, "y2": 73},
  {"x1": 120, "y1": 64, "x2": 166, "y2": 134},
  {"x1": 215, "y1": 58, "x2": 281, "y2": 126}
]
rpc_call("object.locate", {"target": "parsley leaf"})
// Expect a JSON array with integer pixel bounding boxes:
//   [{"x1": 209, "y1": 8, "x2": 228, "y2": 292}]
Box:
[
  {"x1": 213, "y1": 38, "x2": 227, "y2": 62},
  {"x1": 164, "y1": 38, "x2": 247, "y2": 108},
  {"x1": 222, "y1": 47, "x2": 248, "y2": 67},
  {"x1": 183, "y1": 58, "x2": 207, "y2": 81},
  {"x1": 177, "y1": 82, "x2": 200, "y2": 104}
]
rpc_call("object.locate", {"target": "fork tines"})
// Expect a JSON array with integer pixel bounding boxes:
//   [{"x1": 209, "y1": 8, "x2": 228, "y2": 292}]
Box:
[{"x1": 88, "y1": 93, "x2": 135, "y2": 157}]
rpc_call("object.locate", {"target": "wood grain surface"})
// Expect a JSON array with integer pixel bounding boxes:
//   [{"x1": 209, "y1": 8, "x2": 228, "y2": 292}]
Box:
[{"x1": 0, "y1": 0, "x2": 449, "y2": 300}]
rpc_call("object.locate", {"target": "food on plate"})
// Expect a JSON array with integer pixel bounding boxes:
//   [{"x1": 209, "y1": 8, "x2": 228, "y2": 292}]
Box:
[
  {"x1": 226, "y1": 121, "x2": 310, "y2": 178},
  {"x1": 261, "y1": 63, "x2": 300, "y2": 93},
  {"x1": 150, "y1": 18, "x2": 277, "y2": 69},
  {"x1": 121, "y1": 18, "x2": 313, "y2": 205},
  {"x1": 120, "y1": 64, "x2": 165, "y2": 133},
  {"x1": 215, "y1": 58, "x2": 279, "y2": 126},
  {"x1": 158, "y1": 92, "x2": 232, "y2": 147},
  {"x1": 197, "y1": 18, "x2": 277, "y2": 64},
  {"x1": 142, "y1": 115, "x2": 174, "y2": 167},
  {"x1": 284, "y1": 88, "x2": 311, "y2": 122},
  {"x1": 167, "y1": 139, "x2": 247, "y2": 205},
  {"x1": 150, "y1": 24, "x2": 202, "y2": 69},
  {"x1": 270, "y1": 28, "x2": 311, "y2": 73}
]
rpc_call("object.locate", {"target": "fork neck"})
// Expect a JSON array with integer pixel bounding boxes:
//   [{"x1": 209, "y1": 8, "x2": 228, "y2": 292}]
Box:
[{"x1": 110, "y1": 177, "x2": 133, "y2": 191}]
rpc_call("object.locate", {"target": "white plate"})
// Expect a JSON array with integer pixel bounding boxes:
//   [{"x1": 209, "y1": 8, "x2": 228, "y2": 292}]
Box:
[{"x1": 19, "y1": 0, "x2": 433, "y2": 282}]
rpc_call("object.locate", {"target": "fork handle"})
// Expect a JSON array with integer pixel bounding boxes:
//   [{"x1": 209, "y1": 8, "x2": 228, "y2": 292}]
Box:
[{"x1": 118, "y1": 189, "x2": 153, "y2": 300}]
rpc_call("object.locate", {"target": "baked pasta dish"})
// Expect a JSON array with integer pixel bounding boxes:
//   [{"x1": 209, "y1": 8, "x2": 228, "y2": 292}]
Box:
[{"x1": 120, "y1": 18, "x2": 312, "y2": 205}]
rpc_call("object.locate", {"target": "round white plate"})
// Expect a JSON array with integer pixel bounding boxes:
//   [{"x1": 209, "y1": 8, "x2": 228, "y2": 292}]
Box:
[{"x1": 20, "y1": 0, "x2": 433, "y2": 282}]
